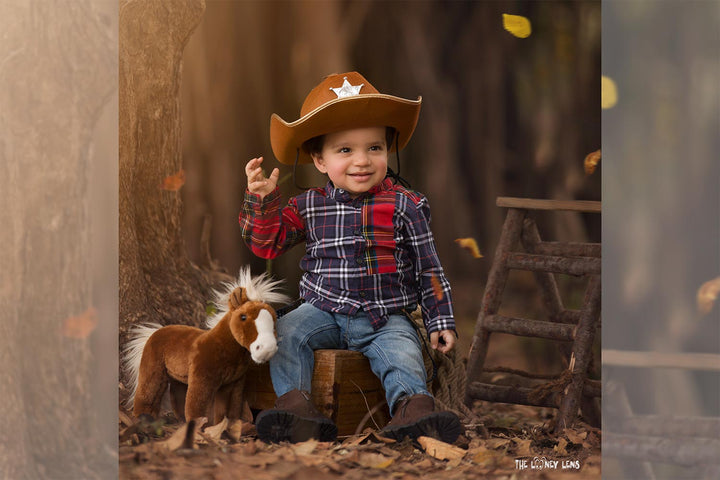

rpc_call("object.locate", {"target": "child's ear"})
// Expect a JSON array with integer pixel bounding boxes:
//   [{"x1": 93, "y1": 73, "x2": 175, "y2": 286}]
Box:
[{"x1": 312, "y1": 153, "x2": 328, "y2": 174}]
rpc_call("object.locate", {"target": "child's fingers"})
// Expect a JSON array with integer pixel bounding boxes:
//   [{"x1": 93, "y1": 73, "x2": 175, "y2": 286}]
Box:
[
  {"x1": 437, "y1": 331, "x2": 456, "y2": 353},
  {"x1": 429, "y1": 331, "x2": 439, "y2": 350},
  {"x1": 250, "y1": 167, "x2": 264, "y2": 183},
  {"x1": 269, "y1": 168, "x2": 280, "y2": 183},
  {"x1": 245, "y1": 157, "x2": 264, "y2": 177}
]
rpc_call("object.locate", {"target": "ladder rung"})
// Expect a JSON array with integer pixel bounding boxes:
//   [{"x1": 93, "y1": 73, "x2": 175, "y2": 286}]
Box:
[
  {"x1": 467, "y1": 379, "x2": 600, "y2": 407},
  {"x1": 483, "y1": 314, "x2": 575, "y2": 341},
  {"x1": 496, "y1": 197, "x2": 601, "y2": 213},
  {"x1": 533, "y1": 241, "x2": 601, "y2": 258},
  {"x1": 466, "y1": 382, "x2": 559, "y2": 408},
  {"x1": 506, "y1": 252, "x2": 600, "y2": 276}
]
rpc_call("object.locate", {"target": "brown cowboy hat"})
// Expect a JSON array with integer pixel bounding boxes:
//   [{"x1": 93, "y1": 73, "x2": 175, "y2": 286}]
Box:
[{"x1": 270, "y1": 72, "x2": 422, "y2": 165}]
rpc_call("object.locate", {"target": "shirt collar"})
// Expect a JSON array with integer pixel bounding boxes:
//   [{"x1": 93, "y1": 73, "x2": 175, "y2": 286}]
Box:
[{"x1": 325, "y1": 178, "x2": 393, "y2": 202}]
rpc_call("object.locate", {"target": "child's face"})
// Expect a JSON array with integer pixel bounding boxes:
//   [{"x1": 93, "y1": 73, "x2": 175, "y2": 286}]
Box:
[{"x1": 311, "y1": 126, "x2": 388, "y2": 197}]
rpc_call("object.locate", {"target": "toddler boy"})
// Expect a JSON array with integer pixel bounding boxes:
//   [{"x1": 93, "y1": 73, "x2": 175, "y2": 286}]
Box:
[{"x1": 240, "y1": 72, "x2": 461, "y2": 444}]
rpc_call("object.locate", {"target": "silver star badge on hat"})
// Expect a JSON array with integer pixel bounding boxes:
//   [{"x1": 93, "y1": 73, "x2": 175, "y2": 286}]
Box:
[{"x1": 330, "y1": 77, "x2": 364, "y2": 98}]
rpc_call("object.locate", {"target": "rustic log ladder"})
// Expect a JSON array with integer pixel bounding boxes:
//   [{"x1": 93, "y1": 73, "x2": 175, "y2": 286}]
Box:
[{"x1": 464, "y1": 197, "x2": 601, "y2": 432}]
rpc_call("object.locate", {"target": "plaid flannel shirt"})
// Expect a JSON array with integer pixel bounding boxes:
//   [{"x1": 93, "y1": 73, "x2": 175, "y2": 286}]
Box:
[{"x1": 239, "y1": 178, "x2": 455, "y2": 334}]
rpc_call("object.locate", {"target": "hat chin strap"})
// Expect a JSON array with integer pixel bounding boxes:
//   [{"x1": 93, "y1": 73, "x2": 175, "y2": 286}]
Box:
[{"x1": 386, "y1": 131, "x2": 411, "y2": 188}]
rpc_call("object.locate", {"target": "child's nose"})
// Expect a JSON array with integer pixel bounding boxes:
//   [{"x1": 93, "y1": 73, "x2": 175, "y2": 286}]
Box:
[{"x1": 354, "y1": 152, "x2": 371, "y2": 165}]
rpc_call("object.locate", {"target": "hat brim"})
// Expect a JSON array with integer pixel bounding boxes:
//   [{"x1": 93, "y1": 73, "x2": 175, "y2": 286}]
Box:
[{"x1": 270, "y1": 94, "x2": 422, "y2": 165}]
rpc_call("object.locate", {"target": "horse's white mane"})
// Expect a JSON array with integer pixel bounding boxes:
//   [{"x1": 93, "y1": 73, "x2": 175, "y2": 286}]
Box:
[{"x1": 204, "y1": 266, "x2": 291, "y2": 329}]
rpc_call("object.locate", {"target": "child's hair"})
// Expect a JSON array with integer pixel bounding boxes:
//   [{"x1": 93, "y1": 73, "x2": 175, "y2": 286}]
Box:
[{"x1": 301, "y1": 127, "x2": 397, "y2": 157}]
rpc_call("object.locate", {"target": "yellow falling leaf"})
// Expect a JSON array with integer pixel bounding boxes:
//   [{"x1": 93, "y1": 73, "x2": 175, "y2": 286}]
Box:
[
  {"x1": 62, "y1": 307, "x2": 98, "y2": 339},
  {"x1": 161, "y1": 168, "x2": 186, "y2": 191},
  {"x1": 601, "y1": 76, "x2": 618, "y2": 109},
  {"x1": 503, "y1": 14, "x2": 532, "y2": 38},
  {"x1": 584, "y1": 149, "x2": 601, "y2": 175},
  {"x1": 697, "y1": 276, "x2": 720, "y2": 314},
  {"x1": 455, "y1": 238, "x2": 483, "y2": 258},
  {"x1": 430, "y1": 273, "x2": 444, "y2": 301}
]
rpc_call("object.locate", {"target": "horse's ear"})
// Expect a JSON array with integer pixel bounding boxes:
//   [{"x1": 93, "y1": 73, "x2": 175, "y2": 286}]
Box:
[{"x1": 228, "y1": 287, "x2": 248, "y2": 311}]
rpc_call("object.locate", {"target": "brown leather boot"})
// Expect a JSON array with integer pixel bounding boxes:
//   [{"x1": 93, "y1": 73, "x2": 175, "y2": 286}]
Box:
[
  {"x1": 380, "y1": 394, "x2": 462, "y2": 444},
  {"x1": 255, "y1": 389, "x2": 337, "y2": 443}
]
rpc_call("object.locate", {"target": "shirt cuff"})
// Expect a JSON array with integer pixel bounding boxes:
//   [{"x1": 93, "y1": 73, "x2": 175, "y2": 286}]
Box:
[
  {"x1": 244, "y1": 187, "x2": 280, "y2": 213},
  {"x1": 424, "y1": 315, "x2": 456, "y2": 335}
]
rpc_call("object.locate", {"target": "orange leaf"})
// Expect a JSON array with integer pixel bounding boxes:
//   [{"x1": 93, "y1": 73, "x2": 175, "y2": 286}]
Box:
[
  {"x1": 455, "y1": 238, "x2": 483, "y2": 258},
  {"x1": 62, "y1": 307, "x2": 98, "y2": 339},
  {"x1": 161, "y1": 169, "x2": 186, "y2": 191},
  {"x1": 697, "y1": 276, "x2": 720, "y2": 314},
  {"x1": 430, "y1": 273, "x2": 444, "y2": 301},
  {"x1": 584, "y1": 149, "x2": 601, "y2": 175}
]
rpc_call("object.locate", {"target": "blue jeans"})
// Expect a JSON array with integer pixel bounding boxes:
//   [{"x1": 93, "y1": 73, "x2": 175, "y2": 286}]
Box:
[{"x1": 269, "y1": 302, "x2": 430, "y2": 414}]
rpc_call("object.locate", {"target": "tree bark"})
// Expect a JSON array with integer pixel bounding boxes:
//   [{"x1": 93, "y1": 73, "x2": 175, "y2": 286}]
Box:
[
  {"x1": 119, "y1": 0, "x2": 209, "y2": 347},
  {"x1": 0, "y1": 1, "x2": 116, "y2": 477}
]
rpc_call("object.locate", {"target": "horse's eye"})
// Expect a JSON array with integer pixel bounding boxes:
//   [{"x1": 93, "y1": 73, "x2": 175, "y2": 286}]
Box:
[{"x1": 240, "y1": 314, "x2": 247, "y2": 321}]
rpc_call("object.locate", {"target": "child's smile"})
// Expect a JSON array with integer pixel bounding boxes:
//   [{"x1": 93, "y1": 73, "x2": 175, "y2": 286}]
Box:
[{"x1": 311, "y1": 126, "x2": 388, "y2": 197}]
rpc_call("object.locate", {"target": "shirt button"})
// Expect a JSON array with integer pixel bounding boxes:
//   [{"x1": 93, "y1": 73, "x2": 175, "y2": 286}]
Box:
[
  {"x1": 354, "y1": 229, "x2": 362, "y2": 236},
  {"x1": 359, "y1": 291, "x2": 367, "y2": 298},
  {"x1": 356, "y1": 258, "x2": 364, "y2": 265}
]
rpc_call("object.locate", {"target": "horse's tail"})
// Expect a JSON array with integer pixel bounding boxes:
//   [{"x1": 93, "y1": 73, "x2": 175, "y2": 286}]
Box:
[{"x1": 122, "y1": 323, "x2": 163, "y2": 408}]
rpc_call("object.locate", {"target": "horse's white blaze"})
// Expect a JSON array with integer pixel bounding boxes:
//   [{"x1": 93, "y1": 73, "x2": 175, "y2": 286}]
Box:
[{"x1": 249, "y1": 309, "x2": 277, "y2": 363}]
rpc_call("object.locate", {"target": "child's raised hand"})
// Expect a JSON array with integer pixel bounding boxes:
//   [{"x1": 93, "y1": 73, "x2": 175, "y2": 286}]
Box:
[
  {"x1": 245, "y1": 157, "x2": 280, "y2": 199},
  {"x1": 430, "y1": 329, "x2": 456, "y2": 354}
]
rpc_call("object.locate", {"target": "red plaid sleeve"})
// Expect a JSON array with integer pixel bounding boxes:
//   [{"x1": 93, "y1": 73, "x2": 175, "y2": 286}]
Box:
[{"x1": 239, "y1": 187, "x2": 306, "y2": 259}]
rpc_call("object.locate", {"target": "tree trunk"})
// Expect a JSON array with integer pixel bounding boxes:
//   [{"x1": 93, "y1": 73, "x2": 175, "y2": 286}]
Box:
[
  {"x1": 0, "y1": 1, "x2": 115, "y2": 477},
  {"x1": 119, "y1": 0, "x2": 209, "y2": 348}
]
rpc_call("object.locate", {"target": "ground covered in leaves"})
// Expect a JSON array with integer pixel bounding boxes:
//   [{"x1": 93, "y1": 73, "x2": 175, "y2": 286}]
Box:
[{"x1": 119, "y1": 401, "x2": 601, "y2": 480}]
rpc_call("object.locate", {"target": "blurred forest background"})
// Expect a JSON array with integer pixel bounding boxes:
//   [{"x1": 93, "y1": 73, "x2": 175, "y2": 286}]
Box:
[{"x1": 178, "y1": 0, "x2": 601, "y2": 351}]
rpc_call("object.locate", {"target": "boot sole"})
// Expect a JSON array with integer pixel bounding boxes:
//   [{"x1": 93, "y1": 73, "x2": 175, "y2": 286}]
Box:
[
  {"x1": 255, "y1": 409, "x2": 338, "y2": 444},
  {"x1": 381, "y1": 411, "x2": 462, "y2": 444}
]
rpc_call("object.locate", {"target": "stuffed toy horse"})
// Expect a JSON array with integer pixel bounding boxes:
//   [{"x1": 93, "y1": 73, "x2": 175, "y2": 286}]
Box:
[{"x1": 123, "y1": 267, "x2": 290, "y2": 425}]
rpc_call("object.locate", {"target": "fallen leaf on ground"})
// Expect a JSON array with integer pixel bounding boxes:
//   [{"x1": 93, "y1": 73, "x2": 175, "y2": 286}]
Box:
[
  {"x1": 119, "y1": 409, "x2": 134, "y2": 428},
  {"x1": 513, "y1": 438, "x2": 533, "y2": 456},
  {"x1": 159, "y1": 418, "x2": 206, "y2": 451},
  {"x1": 502, "y1": 14, "x2": 532, "y2": 38},
  {"x1": 291, "y1": 439, "x2": 318, "y2": 456},
  {"x1": 468, "y1": 446, "x2": 499, "y2": 466},
  {"x1": 415, "y1": 458, "x2": 434, "y2": 469},
  {"x1": 417, "y1": 436, "x2": 466, "y2": 461},
  {"x1": 455, "y1": 238, "x2": 483, "y2": 258},
  {"x1": 697, "y1": 276, "x2": 720, "y2": 314},
  {"x1": 564, "y1": 429, "x2": 587, "y2": 444},
  {"x1": 62, "y1": 307, "x2": 98, "y2": 339},
  {"x1": 584, "y1": 150, "x2": 601, "y2": 175},
  {"x1": 486, "y1": 438, "x2": 512, "y2": 450},
  {"x1": 356, "y1": 452, "x2": 395, "y2": 469},
  {"x1": 203, "y1": 417, "x2": 228, "y2": 442},
  {"x1": 288, "y1": 466, "x2": 338, "y2": 480},
  {"x1": 342, "y1": 430, "x2": 396, "y2": 447},
  {"x1": 553, "y1": 437, "x2": 569, "y2": 455},
  {"x1": 161, "y1": 169, "x2": 186, "y2": 191}
]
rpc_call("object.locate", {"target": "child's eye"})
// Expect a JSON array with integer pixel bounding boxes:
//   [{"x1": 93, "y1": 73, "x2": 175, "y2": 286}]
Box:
[
  {"x1": 339, "y1": 147, "x2": 351, "y2": 154},
  {"x1": 369, "y1": 145, "x2": 385, "y2": 152}
]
